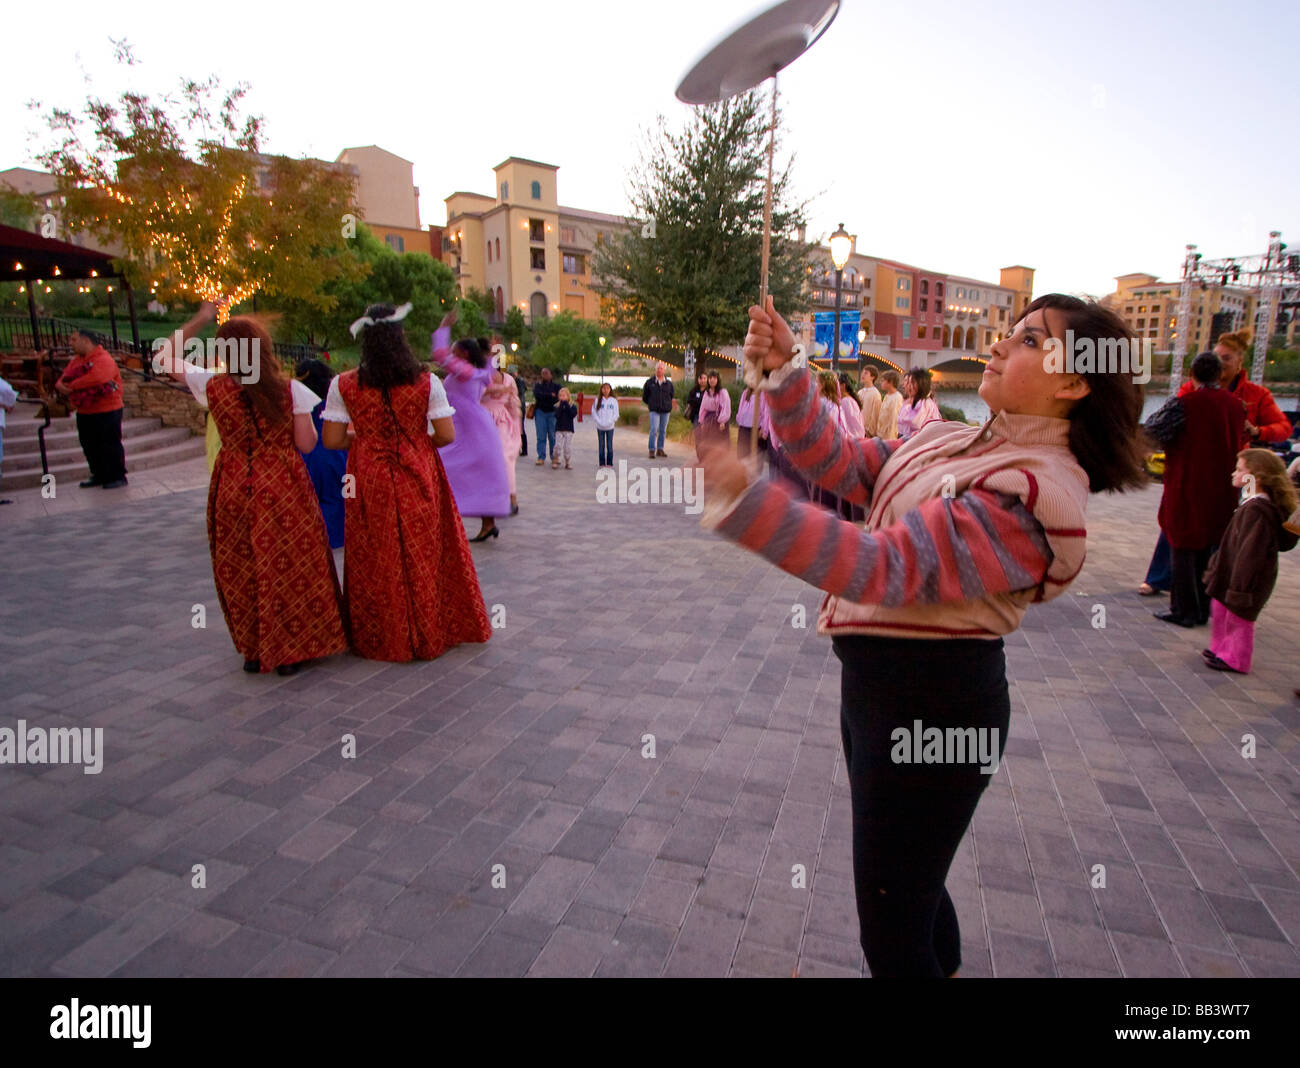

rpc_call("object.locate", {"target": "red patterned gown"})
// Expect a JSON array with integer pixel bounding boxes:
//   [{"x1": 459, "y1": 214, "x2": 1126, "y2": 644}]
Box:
[
  {"x1": 336, "y1": 371, "x2": 491, "y2": 661},
  {"x1": 206, "y1": 376, "x2": 349, "y2": 671}
]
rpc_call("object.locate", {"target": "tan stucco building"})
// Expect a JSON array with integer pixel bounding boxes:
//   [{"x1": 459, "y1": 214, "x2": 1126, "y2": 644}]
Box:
[
  {"x1": 335, "y1": 146, "x2": 435, "y2": 256},
  {"x1": 1105, "y1": 272, "x2": 1256, "y2": 354},
  {"x1": 444, "y1": 157, "x2": 625, "y2": 324}
]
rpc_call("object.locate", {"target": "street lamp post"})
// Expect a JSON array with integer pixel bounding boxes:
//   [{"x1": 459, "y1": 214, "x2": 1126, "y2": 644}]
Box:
[
  {"x1": 599, "y1": 335, "x2": 606, "y2": 386},
  {"x1": 857, "y1": 328, "x2": 866, "y2": 375},
  {"x1": 829, "y1": 223, "x2": 852, "y2": 373}
]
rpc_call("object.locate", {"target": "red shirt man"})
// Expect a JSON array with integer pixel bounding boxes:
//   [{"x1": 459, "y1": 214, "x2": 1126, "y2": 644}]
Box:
[{"x1": 54, "y1": 330, "x2": 127, "y2": 488}]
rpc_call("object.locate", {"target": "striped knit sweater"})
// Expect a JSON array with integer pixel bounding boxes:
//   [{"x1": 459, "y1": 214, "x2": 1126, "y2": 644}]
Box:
[{"x1": 704, "y1": 364, "x2": 1091, "y2": 639}]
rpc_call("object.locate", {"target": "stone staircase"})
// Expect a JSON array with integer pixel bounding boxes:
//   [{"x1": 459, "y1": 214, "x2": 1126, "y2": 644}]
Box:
[{"x1": 0, "y1": 411, "x2": 205, "y2": 492}]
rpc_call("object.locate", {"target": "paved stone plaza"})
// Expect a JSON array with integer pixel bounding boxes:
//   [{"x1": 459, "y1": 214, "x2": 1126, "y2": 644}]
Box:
[{"x1": 1, "y1": 418, "x2": 1299, "y2": 978}]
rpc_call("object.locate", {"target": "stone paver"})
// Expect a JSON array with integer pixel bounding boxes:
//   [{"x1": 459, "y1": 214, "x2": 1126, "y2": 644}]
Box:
[{"x1": 2, "y1": 417, "x2": 1300, "y2": 976}]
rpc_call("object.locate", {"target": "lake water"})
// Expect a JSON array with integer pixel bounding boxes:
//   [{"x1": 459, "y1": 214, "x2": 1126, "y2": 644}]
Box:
[{"x1": 937, "y1": 390, "x2": 1175, "y2": 425}]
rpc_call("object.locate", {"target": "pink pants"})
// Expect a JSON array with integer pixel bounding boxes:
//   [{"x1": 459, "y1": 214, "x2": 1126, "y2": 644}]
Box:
[{"x1": 1209, "y1": 599, "x2": 1254, "y2": 673}]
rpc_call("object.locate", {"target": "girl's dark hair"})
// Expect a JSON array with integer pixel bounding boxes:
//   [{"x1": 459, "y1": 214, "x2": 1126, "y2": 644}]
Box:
[
  {"x1": 216, "y1": 317, "x2": 290, "y2": 428},
  {"x1": 706, "y1": 370, "x2": 722, "y2": 394},
  {"x1": 454, "y1": 336, "x2": 488, "y2": 369},
  {"x1": 357, "y1": 303, "x2": 423, "y2": 392},
  {"x1": 1191, "y1": 352, "x2": 1221, "y2": 384},
  {"x1": 838, "y1": 372, "x2": 860, "y2": 406},
  {"x1": 295, "y1": 357, "x2": 334, "y2": 401},
  {"x1": 1018, "y1": 293, "x2": 1146, "y2": 492},
  {"x1": 905, "y1": 367, "x2": 932, "y2": 401}
]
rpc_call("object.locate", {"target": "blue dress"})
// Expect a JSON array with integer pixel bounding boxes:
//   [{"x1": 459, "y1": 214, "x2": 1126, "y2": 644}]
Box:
[{"x1": 301, "y1": 401, "x2": 347, "y2": 548}]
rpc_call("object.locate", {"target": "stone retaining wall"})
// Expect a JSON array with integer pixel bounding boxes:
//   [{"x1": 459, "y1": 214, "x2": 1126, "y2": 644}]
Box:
[{"x1": 119, "y1": 374, "x2": 205, "y2": 434}]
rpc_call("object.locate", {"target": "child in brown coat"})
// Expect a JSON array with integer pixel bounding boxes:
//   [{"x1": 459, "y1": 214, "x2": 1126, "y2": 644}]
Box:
[{"x1": 1202, "y1": 448, "x2": 1300, "y2": 673}]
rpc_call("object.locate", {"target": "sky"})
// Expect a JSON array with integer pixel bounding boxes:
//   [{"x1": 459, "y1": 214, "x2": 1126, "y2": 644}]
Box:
[{"x1": 2, "y1": 0, "x2": 1296, "y2": 299}]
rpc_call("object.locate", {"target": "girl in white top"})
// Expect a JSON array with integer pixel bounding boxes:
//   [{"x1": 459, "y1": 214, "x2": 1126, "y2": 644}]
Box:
[{"x1": 592, "y1": 381, "x2": 619, "y2": 467}]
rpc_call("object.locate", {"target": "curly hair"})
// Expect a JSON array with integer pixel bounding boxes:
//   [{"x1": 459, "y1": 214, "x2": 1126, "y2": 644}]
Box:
[
  {"x1": 1239, "y1": 448, "x2": 1299, "y2": 514},
  {"x1": 356, "y1": 304, "x2": 424, "y2": 393}
]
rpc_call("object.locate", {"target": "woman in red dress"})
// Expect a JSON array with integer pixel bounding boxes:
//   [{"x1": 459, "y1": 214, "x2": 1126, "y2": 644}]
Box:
[
  {"x1": 200, "y1": 317, "x2": 348, "y2": 675},
  {"x1": 321, "y1": 303, "x2": 491, "y2": 661}
]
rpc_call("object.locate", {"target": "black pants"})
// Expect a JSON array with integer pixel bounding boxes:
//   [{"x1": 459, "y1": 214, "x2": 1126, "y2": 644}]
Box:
[
  {"x1": 833, "y1": 634, "x2": 1010, "y2": 977},
  {"x1": 1169, "y1": 545, "x2": 1213, "y2": 624},
  {"x1": 76, "y1": 409, "x2": 126, "y2": 484}
]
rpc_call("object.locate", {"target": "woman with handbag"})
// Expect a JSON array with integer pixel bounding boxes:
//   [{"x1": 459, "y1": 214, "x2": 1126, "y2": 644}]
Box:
[{"x1": 54, "y1": 329, "x2": 127, "y2": 489}]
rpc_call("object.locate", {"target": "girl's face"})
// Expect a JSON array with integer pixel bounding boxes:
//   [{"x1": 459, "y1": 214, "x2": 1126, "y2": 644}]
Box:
[
  {"x1": 600, "y1": 384, "x2": 612, "y2": 398},
  {"x1": 559, "y1": 389, "x2": 570, "y2": 402},
  {"x1": 707, "y1": 374, "x2": 719, "y2": 390},
  {"x1": 981, "y1": 307, "x2": 1090, "y2": 418},
  {"x1": 1231, "y1": 457, "x2": 1253, "y2": 489},
  {"x1": 903, "y1": 376, "x2": 916, "y2": 400},
  {"x1": 697, "y1": 373, "x2": 707, "y2": 388}
]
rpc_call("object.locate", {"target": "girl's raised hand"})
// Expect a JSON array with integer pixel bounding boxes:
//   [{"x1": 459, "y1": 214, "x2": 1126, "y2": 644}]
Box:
[{"x1": 744, "y1": 296, "x2": 797, "y2": 373}]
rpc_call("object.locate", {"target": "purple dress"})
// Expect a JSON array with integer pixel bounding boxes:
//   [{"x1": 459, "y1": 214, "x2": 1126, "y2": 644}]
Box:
[{"x1": 432, "y1": 329, "x2": 511, "y2": 518}]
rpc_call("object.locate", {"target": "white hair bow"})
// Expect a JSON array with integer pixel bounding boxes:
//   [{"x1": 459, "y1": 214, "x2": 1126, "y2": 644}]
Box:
[{"x1": 349, "y1": 302, "x2": 413, "y2": 339}]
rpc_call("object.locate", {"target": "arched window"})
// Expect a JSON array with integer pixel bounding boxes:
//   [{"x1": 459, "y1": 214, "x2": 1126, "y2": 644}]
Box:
[
  {"x1": 531, "y1": 180, "x2": 541, "y2": 199},
  {"x1": 965, "y1": 329, "x2": 976, "y2": 351},
  {"x1": 530, "y1": 291, "x2": 548, "y2": 321},
  {"x1": 495, "y1": 237, "x2": 501, "y2": 260},
  {"x1": 920, "y1": 280, "x2": 929, "y2": 295},
  {"x1": 942, "y1": 324, "x2": 951, "y2": 347},
  {"x1": 487, "y1": 243, "x2": 493, "y2": 263}
]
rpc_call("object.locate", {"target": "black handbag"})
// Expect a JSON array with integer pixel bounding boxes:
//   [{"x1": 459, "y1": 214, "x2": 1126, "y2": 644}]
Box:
[{"x1": 1143, "y1": 396, "x2": 1185, "y2": 448}]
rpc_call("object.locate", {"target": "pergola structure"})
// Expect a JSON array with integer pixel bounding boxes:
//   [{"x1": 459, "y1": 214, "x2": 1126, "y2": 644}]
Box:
[{"x1": 0, "y1": 223, "x2": 141, "y2": 353}]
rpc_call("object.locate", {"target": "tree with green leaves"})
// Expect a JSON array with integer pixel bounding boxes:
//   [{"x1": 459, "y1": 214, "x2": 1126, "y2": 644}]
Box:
[
  {"x1": 502, "y1": 306, "x2": 528, "y2": 346},
  {"x1": 530, "y1": 311, "x2": 605, "y2": 376},
  {"x1": 33, "y1": 51, "x2": 364, "y2": 321},
  {"x1": 591, "y1": 89, "x2": 814, "y2": 361},
  {"x1": 270, "y1": 224, "x2": 459, "y2": 350},
  {"x1": 0, "y1": 185, "x2": 35, "y2": 228}
]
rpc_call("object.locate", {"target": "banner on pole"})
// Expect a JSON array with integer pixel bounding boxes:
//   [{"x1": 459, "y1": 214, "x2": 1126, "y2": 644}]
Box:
[{"x1": 813, "y1": 310, "x2": 860, "y2": 361}]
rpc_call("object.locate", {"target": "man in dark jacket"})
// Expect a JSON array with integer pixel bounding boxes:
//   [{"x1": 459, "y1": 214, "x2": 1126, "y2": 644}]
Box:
[
  {"x1": 1156, "y1": 352, "x2": 1244, "y2": 627},
  {"x1": 641, "y1": 362, "x2": 674, "y2": 458},
  {"x1": 533, "y1": 367, "x2": 560, "y2": 465}
]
